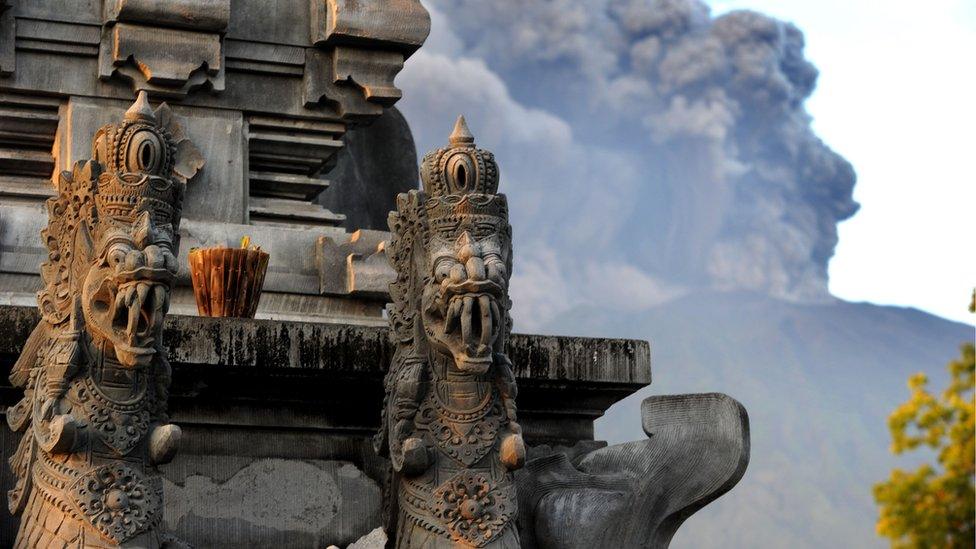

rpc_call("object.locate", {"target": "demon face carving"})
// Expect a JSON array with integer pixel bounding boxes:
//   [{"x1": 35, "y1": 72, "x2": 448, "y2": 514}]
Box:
[
  {"x1": 78, "y1": 95, "x2": 184, "y2": 367},
  {"x1": 421, "y1": 194, "x2": 512, "y2": 373}
]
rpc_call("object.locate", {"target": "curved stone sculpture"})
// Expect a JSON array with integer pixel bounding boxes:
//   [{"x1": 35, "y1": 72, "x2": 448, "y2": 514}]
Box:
[
  {"x1": 376, "y1": 117, "x2": 524, "y2": 548},
  {"x1": 5, "y1": 92, "x2": 199, "y2": 548},
  {"x1": 517, "y1": 393, "x2": 750, "y2": 548}
]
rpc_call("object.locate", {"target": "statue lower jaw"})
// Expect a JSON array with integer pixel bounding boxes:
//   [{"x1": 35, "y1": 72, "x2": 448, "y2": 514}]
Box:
[
  {"x1": 455, "y1": 354, "x2": 492, "y2": 374},
  {"x1": 112, "y1": 343, "x2": 155, "y2": 367}
]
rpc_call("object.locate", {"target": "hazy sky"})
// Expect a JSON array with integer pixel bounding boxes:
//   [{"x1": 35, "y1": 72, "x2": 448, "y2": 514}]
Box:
[{"x1": 708, "y1": 0, "x2": 975, "y2": 324}]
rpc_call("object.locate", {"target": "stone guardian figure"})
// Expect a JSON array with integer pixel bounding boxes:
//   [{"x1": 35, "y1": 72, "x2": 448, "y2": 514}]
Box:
[
  {"x1": 6, "y1": 92, "x2": 200, "y2": 548},
  {"x1": 376, "y1": 117, "x2": 525, "y2": 548}
]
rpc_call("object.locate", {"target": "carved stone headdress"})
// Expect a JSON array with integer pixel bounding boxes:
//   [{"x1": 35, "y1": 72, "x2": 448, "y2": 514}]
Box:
[
  {"x1": 91, "y1": 92, "x2": 181, "y2": 225},
  {"x1": 35, "y1": 92, "x2": 200, "y2": 327},
  {"x1": 420, "y1": 115, "x2": 499, "y2": 197}
]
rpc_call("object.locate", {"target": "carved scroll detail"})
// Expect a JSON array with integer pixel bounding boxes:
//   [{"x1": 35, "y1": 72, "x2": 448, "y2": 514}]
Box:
[
  {"x1": 303, "y1": 0, "x2": 430, "y2": 119},
  {"x1": 99, "y1": 1, "x2": 230, "y2": 97}
]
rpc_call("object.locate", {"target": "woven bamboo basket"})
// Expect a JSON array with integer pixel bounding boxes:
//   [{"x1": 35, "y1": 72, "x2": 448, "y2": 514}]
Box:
[{"x1": 188, "y1": 245, "x2": 269, "y2": 318}]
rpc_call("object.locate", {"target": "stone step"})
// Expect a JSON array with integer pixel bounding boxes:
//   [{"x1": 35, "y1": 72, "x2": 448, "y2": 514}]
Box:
[
  {"x1": 0, "y1": 175, "x2": 54, "y2": 200},
  {"x1": 249, "y1": 170, "x2": 330, "y2": 201},
  {"x1": 249, "y1": 196, "x2": 346, "y2": 227}
]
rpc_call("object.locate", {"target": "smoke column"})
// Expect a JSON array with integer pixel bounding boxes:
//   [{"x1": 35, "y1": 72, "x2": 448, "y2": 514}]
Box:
[{"x1": 399, "y1": 0, "x2": 858, "y2": 324}]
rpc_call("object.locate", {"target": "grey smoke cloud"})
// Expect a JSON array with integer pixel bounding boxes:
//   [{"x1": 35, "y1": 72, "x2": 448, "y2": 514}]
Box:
[{"x1": 397, "y1": 0, "x2": 858, "y2": 327}]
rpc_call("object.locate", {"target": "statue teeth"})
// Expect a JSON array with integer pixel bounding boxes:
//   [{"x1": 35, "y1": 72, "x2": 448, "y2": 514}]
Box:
[
  {"x1": 478, "y1": 295, "x2": 492, "y2": 348},
  {"x1": 127, "y1": 291, "x2": 141, "y2": 341},
  {"x1": 460, "y1": 296, "x2": 474, "y2": 349},
  {"x1": 135, "y1": 283, "x2": 149, "y2": 309},
  {"x1": 113, "y1": 291, "x2": 126, "y2": 323},
  {"x1": 445, "y1": 298, "x2": 461, "y2": 334}
]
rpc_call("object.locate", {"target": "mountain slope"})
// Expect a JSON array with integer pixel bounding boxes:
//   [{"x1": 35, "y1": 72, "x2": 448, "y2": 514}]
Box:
[{"x1": 541, "y1": 292, "x2": 972, "y2": 548}]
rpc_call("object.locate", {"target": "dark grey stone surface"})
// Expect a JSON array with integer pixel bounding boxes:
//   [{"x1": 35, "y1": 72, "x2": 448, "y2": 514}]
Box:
[
  {"x1": 0, "y1": 305, "x2": 650, "y2": 442},
  {"x1": 163, "y1": 456, "x2": 382, "y2": 548},
  {"x1": 319, "y1": 107, "x2": 419, "y2": 231}
]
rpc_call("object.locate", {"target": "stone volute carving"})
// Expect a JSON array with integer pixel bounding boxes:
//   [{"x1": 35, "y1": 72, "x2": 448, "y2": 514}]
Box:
[
  {"x1": 376, "y1": 117, "x2": 524, "y2": 548},
  {"x1": 6, "y1": 92, "x2": 200, "y2": 548},
  {"x1": 99, "y1": 0, "x2": 230, "y2": 97}
]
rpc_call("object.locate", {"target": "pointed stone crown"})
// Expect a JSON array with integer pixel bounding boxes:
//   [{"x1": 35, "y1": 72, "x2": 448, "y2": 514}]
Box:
[
  {"x1": 421, "y1": 116, "x2": 499, "y2": 198},
  {"x1": 92, "y1": 92, "x2": 181, "y2": 225}
]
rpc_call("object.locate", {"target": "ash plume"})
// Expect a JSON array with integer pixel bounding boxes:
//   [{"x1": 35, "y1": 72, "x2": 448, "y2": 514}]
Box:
[{"x1": 399, "y1": 0, "x2": 858, "y2": 322}]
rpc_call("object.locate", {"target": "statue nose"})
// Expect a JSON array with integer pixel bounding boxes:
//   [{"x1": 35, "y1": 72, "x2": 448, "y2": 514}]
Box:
[
  {"x1": 456, "y1": 231, "x2": 476, "y2": 263},
  {"x1": 454, "y1": 231, "x2": 486, "y2": 281},
  {"x1": 124, "y1": 250, "x2": 146, "y2": 271},
  {"x1": 465, "y1": 256, "x2": 486, "y2": 281},
  {"x1": 143, "y1": 245, "x2": 166, "y2": 270}
]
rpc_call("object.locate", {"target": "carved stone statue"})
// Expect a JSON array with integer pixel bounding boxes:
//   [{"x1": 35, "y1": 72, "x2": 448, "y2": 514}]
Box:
[
  {"x1": 516, "y1": 393, "x2": 750, "y2": 548},
  {"x1": 376, "y1": 117, "x2": 525, "y2": 548},
  {"x1": 5, "y1": 92, "x2": 200, "y2": 548}
]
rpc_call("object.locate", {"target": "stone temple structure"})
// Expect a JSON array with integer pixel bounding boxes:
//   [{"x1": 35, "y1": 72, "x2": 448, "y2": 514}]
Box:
[{"x1": 0, "y1": 2, "x2": 749, "y2": 548}]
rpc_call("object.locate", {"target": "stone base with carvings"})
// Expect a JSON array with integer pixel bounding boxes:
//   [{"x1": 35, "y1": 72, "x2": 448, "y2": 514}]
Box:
[{"x1": 0, "y1": 305, "x2": 667, "y2": 548}]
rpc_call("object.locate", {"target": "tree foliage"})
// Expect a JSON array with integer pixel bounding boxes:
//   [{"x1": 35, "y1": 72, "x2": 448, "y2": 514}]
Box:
[{"x1": 873, "y1": 297, "x2": 975, "y2": 548}]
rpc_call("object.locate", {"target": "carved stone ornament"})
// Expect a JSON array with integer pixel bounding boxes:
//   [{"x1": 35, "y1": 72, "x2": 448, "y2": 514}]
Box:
[
  {"x1": 6, "y1": 91, "x2": 200, "y2": 548},
  {"x1": 99, "y1": 1, "x2": 230, "y2": 97},
  {"x1": 376, "y1": 117, "x2": 524, "y2": 548},
  {"x1": 304, "y1": 0, "x2": 431, "y2": 119}
]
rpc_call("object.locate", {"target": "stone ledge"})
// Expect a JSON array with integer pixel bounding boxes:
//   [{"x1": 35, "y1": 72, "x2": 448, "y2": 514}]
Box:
[
  {"x1": 0, "y1": 305, "x2": 650, "y2": 385},
  {"x1": 0, "y1": 305, "x2": 649, "y2": 445}
]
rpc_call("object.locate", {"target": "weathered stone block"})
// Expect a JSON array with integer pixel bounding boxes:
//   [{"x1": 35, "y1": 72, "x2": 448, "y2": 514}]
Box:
[
  {"x1": 105, "y1": 0, "x2": 231, "y2": 32},
  {"x1": 163, "y1": 456, "x2": 382, "y2": 548},
  {"x1": 310, "y1": 0, "x2": 430, "y2": 53},
  {"x1": 316, "y1": 230, "x2": 393, "y2": 298},
  {"x1": 99, "y1": 22, "x2": 225, "y2": 95}
]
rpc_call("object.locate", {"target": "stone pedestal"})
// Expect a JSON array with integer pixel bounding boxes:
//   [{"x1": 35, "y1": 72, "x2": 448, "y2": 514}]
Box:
[{"x1": 0, "y1": 304, "x2": 652, "y2": 547}]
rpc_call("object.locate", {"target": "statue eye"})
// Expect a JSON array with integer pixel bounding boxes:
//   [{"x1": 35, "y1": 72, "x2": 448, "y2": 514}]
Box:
[
  {"x1": 475, "y1": 222, "x2": 498, "y2": 238},
  {"x1": 126, "y1": 130, "x2": 164, "y2": 174},
  {"x1": 107, "y1": 243, "x2": 129, "y2": 267},
  {"x1": 433, "y1": 258, "x2": 454, "y2": 282},
  {"x1": 446, "y1": 152, "x2": 477, "y2": 193}
]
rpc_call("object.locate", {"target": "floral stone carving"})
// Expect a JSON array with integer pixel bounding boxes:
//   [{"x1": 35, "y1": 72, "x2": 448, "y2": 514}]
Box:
[
  {"x1": 5, "y1": 92, "x2": 200, "y2": 548},
  {"x1": 376, "y1": 117, "x2": 524, "y2": 548}
]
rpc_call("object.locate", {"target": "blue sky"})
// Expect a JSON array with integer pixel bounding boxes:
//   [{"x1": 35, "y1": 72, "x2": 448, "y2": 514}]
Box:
[{"x1": 708, "y1": 0, "x2": 976, "y2": 323}]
